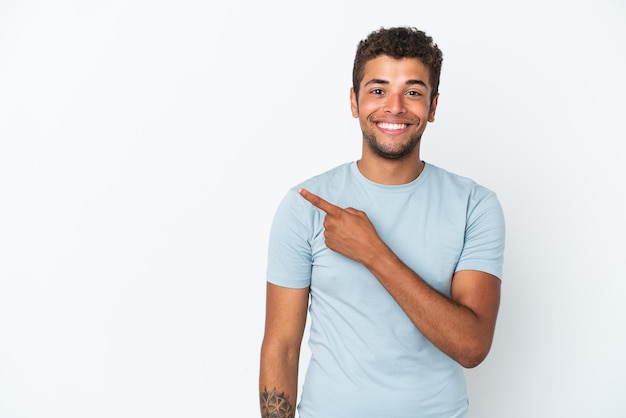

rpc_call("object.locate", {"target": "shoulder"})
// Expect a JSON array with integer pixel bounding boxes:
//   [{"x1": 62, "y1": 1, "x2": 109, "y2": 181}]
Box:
[
  {"x1": 295, "y1": 162, "x2": 354, "y2": 190},
  {"x1": 273, "y1": 162, "x2": 355, "y2": 220},
  {"x1": 426, "y1": 163, "x2": 481, "y2": 188},
  {"x1": 425, "y1": 163, "x2": 497, "y2": 199},
  {"x1": 425, "y1": 163, "x2": 503, "y2": 220}
]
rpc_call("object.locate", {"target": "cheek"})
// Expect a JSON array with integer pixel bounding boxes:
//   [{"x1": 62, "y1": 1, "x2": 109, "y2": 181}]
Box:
[{"x1": 355, "y1": 102, "x2": 377, "y2": 118}]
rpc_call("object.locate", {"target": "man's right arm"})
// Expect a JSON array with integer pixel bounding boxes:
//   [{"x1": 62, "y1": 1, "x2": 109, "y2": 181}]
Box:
[{"x1": 259, "y1": 282, "x2": 309, "y2": 418}]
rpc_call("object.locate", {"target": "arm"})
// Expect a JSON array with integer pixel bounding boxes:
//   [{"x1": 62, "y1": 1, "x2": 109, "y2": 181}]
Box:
[
  {"x1": 366, "y1": 249, "x2": 500, "y2": 368},
  {"x1": 298, "y1": 188, "x2": 500, "y2": 368},
  {"x1": 259, "y1": 282, "x2": 309, "y2": 417}
]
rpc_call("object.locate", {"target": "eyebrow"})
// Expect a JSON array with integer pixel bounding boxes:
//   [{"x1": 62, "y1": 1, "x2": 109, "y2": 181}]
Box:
[{"x1": 364, "y1": 78, "x2": 428, "y2": 88}]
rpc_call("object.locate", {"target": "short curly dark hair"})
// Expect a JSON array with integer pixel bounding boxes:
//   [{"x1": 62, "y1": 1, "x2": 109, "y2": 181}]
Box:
[{"x1": 352, "y1": 27, "x2": 443, "y2": 103}]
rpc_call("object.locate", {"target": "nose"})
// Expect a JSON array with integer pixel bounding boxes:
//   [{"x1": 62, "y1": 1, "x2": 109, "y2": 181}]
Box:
[{"x1": 383, "y1": 92, "x2": 406, "y2": 114}]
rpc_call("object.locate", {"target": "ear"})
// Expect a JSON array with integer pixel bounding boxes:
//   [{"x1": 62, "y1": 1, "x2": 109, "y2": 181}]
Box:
[
  {"x1": 428, "y1": 93, "x2": 439, "y2": 122},
  {"x1": 350, "y1": 88, "x2": 359, "y2": 118}
]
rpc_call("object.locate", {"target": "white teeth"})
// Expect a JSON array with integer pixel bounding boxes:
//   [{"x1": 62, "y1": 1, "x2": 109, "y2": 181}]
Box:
[{"x1": 378, "y1": 122, "x2": 407, "y2": 130}]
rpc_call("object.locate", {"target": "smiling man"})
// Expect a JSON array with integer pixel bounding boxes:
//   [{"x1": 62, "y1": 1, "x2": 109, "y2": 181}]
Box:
[{"x1": 259, "y1": 27, "x2": 505, "y2": 418}]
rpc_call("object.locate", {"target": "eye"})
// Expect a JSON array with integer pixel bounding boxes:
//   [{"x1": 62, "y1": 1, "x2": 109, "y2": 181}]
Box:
[
  {"x1": 371, "y1": 88, "x2": 384, "y2": 95},
  {"x1": 407, "y1": 90, "x2": 422, "y2": 97}
]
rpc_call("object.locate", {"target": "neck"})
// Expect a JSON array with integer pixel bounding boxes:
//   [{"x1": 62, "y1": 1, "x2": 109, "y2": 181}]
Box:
[{"x1": 356, "y1": 150, "x2": 425, "y2": 185}]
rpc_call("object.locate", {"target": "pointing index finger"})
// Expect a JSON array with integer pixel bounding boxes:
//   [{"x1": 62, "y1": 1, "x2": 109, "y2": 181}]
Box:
[{"x1": 298, "y1": 188, "x2": 341, "y2": 215}]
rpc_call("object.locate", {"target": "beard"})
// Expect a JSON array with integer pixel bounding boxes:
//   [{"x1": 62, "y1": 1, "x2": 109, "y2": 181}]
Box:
[{"x1": 362, "y1": 129, "x2": 422, "y2": 160}]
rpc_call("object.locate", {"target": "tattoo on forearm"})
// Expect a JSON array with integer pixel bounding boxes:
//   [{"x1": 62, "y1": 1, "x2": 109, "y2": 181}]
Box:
[{"x1": 260, "y1": 386, "x2": 295, "y2": 418}]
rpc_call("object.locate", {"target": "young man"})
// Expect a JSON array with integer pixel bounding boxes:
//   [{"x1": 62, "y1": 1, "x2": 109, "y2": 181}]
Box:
[{"x1": 259, "y1": 27, "x2": 505, "y2": 418}]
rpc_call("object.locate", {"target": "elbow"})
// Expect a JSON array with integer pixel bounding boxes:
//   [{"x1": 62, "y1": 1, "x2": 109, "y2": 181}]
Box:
[
  {"x1": 456, "y1": 341, "x2": 492, "y2": 369},
  {"x1": 459, "y1": 355, "x2": 485, "y2": 369},
  {"x1": 260, "y1": 338, "x2": 302, "y2": 367}
]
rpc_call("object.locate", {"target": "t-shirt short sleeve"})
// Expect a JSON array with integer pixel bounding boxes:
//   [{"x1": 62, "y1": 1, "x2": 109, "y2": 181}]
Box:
[
  {"x1": 455, "y1": 185, "x2": 506, "y2": 280},
  {"x1": 266, "y1": 188, "x2": 314, "y2": 289}
]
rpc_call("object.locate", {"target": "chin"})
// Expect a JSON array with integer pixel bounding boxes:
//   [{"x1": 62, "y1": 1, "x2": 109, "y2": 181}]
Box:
[{"x1": 364, "y1": 135, "x2": 421, "y2": 160}]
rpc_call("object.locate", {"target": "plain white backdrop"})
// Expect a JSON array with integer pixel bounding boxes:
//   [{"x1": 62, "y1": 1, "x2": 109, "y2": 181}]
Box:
[{"x1": 1, "y1": 0, "x2": 625, "y2": 416}]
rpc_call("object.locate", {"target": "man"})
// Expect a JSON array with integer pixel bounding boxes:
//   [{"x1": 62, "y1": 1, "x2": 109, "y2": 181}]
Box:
[{"x1": 259, "y1": 26, "x2": 505, "y2": 418}]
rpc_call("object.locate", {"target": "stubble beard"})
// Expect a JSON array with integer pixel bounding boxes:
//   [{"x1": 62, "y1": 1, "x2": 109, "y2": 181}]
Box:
[{"x1": 362, "y1": 129, "x2": 422, "y2": 160}]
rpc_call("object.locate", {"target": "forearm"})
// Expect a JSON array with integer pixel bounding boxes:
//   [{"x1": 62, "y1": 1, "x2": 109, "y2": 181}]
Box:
[
  {"x1": 259, "y1": 342, "x2": 300, "y2": 418},
  {"x1": 259, "y1": 283, "x2": 309, "y2": 417},
  {"x1": 364, "y1": 243, "x2": 497, "y2": 368}
]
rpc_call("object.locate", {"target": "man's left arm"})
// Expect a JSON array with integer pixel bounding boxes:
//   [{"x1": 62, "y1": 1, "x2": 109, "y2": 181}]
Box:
[
  {"x1": 367, "y1": 252, "x2": 500, "y2": 368},
  {"x1": 298, "y1": 187, "x2": 501, "y2": 368}
]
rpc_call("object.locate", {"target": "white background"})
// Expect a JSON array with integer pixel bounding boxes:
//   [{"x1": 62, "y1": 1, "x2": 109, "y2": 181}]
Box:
[{"x1": 1, "y1": 0, "x2": 625, "y2": 417}]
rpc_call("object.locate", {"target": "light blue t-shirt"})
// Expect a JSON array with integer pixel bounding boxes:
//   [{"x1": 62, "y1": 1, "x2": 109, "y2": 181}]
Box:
[{"x1": 267, "y1": 162, "x2": 505, "y2": 418}]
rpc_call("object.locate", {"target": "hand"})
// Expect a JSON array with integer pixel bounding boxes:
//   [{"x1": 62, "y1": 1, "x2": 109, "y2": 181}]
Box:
[{"x1": 298, "y1": 188, "x2": 383, "y2": 265}]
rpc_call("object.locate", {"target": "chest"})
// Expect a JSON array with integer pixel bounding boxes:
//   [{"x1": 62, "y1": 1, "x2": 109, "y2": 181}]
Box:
[{"x1": 309, "y1": 190, "x2": 468, "y2": 296}]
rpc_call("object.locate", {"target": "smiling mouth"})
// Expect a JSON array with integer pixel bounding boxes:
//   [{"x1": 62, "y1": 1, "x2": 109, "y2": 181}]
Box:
[{"x1": 377, "y1": 122, "x2": 408, "y2": 131}]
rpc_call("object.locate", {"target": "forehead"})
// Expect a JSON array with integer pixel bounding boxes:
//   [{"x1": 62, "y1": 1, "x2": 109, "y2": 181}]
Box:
[{"x1": 361, "y1": 55, "x2": 431, "y2": 88}]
